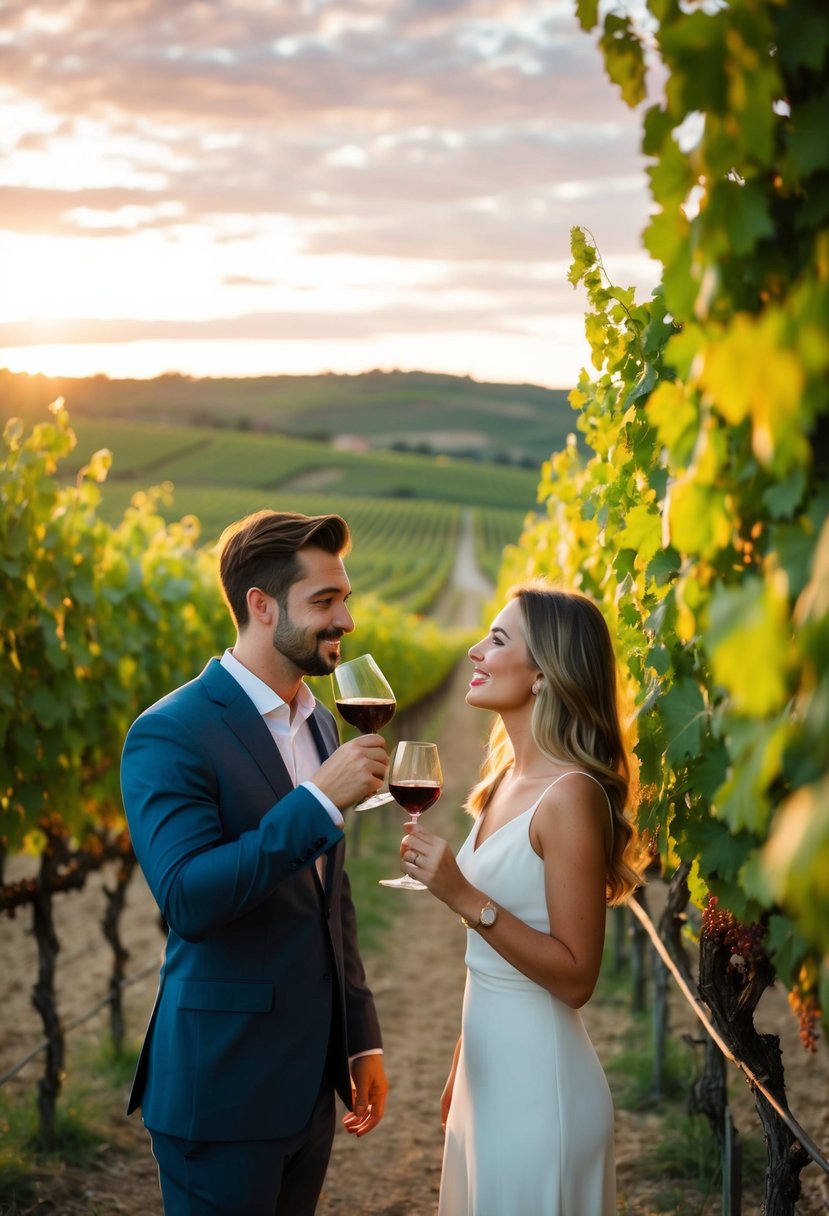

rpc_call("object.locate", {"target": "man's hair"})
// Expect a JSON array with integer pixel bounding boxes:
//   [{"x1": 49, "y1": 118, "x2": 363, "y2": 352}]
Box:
[{"x1": 217, "y1": 510, "x2": 350, "y2": 629}]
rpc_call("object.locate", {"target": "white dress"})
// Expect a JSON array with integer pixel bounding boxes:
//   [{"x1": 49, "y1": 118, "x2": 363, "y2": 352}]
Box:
[{"x1": 438, "y1": 773, "x2": 616, "y2": 1216}]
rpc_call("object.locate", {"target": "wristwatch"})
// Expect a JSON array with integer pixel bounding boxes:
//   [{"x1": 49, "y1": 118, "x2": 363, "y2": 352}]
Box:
[{"x1": 461, "y1": 899, "x2": 498, "y2": 930}]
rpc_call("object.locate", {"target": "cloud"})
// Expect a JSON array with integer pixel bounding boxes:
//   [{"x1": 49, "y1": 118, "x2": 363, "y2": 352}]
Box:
[
  {"x1": 0, "y1": 0, "x2": 657, "y2": 385},
  {"x1": 0, "y1": 300, "x2": 539, "y2": 347}
]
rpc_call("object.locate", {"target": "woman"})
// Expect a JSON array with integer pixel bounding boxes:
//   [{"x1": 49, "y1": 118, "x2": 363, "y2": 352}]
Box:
[{"x1": 400, "y1": 582, "x2": 640, "y2": 1216}]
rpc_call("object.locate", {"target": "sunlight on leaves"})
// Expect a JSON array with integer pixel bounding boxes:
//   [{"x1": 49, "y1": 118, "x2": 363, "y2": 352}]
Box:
[{"x1": 707, "y1": 578, "x2": 791, "y2": 716}]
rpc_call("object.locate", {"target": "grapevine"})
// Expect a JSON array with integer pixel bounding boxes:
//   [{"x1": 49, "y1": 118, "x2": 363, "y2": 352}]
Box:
[
  {"x1": 502, "y1": 0, "x2": 829, "y2": 1039},
  {"x1": 501, "y1": 0, "x2": 828, "y2": 1204}
]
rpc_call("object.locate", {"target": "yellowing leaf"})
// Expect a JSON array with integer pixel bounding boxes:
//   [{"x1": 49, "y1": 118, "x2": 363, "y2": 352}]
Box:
[
  {"x1": 763, "y1": 778, "x2": 829, "y2": 953},
  {"x1": 676, "y1": 597, "x2": 696, "y2": 643},
  {"x1": 82, "y1": 448, "x2": 113, "y2": 484},
  {"x1": 620, "y1": 503, "x2": 662, "y2": 565},
  {"x1": 667, "y1": 478, "x2": 732, "y2": 556},
  {"x1": 646, "y1": 381, "x2": 698, "y2": 452},
  {"x1": 600, "y1": 12, "x2": 647, "y2": 107},
  {"x1": 706, "y1": 578, "x2": 790, "y2": 715},
  {"x1": 698, "y1": 313, "x2": 805, "y2": 467}
]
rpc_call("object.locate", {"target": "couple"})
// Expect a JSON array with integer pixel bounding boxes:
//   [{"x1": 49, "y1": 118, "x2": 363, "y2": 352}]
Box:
[{"x1": 121, "y1": 508, "x2": 639, "y2": 1215}]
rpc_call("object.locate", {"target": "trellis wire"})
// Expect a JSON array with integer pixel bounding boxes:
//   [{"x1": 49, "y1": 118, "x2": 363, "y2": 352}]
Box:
[
  {"x1": 628, "y1": 896, "x2": 829, "y2": 1177},
  {"x1": 0, "y1": 958, "x2": 158, "y2": 1087}
]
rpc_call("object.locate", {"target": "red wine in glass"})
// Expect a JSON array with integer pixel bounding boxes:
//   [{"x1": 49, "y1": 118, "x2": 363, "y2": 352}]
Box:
[
  {"x1": 380, "y1": 741, "x2": 443, "y2": 890},
  {"x1": 331, "y1": 654, "x2": 396, "y2": 809},
  {"x1": 387, "y1": 781, "x2": 442, "y2": 816},
  {"x1": 335, "y1": 698, "x2": 396, "y2": 735}
]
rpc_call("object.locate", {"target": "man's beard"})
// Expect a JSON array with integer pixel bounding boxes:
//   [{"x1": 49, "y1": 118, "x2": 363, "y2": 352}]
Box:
[{"x1": 273, "y1": 612, "x2": 343, "y2": 676}]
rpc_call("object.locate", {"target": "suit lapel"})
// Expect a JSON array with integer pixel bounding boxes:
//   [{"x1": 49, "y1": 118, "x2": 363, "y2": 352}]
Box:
[
  {"x1": 307, "y1": 709, "x2": 336, "y2": 764},
  {"x1": 200, "y1": 660, "x2": 343, "y2": 901},
  {"x1": 200, "y1": 659, "x2": 293, "y2": 795}
]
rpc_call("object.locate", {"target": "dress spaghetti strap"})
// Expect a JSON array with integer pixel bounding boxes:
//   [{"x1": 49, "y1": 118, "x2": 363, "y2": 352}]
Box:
[{"x1": 540, "y1": 770, "x2": 615, "y2": 850}]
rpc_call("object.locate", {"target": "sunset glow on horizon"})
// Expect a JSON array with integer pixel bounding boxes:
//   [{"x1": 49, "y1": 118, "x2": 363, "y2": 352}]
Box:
[{"x1": 1, "y1": 1, "x2": 660, "y2": 391}]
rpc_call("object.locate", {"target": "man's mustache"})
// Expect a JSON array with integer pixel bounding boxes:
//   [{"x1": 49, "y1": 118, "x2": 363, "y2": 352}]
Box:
[{"x1": 318, "y1": 629, "x2": 345, "y2": 641}]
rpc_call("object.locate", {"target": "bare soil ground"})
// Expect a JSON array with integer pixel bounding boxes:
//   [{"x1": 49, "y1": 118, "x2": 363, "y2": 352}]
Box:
[{"x1": 2, "y1": 546, "x2": 827, "y2": 1213}]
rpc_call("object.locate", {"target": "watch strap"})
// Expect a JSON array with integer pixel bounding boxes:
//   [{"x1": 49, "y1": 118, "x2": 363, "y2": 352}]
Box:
[{"x1": 461, "y1": 899, "x2": 497, "y2": 929}]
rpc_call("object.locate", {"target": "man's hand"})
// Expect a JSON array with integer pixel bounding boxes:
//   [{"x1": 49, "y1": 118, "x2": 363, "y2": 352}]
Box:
[
  {"x1": 314, "y1": 735, "x2": 389, "y2": 810},
  {"x1": 342, "y1": 1054, "x2": 388, "y2": 1137}
]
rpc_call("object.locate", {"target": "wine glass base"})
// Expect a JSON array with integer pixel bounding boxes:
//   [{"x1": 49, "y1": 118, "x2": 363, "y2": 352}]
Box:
[
  {"x1": 354, "y1": 791, "x2": 395, "y2": 811},
  {"x1": 378, "y1": 875, "x2": 427, "y2": 890}
]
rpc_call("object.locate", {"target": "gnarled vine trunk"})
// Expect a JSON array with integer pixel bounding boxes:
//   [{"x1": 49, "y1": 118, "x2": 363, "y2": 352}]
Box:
[
  {"x1": 697, "y1": 932, "x2": 809, "y2": 1215},
  {"x1": 31, "y1": 846, "x2": 65, "y2": 1150},
  {"x1": 101, "y1": 843, "x2": 137, "y2": 1052}
]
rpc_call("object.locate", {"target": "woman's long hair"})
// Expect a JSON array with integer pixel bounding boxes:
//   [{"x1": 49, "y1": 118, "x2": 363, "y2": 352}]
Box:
[{"x1": 466, "y1": 582, "x2": 641, "y2": 905}]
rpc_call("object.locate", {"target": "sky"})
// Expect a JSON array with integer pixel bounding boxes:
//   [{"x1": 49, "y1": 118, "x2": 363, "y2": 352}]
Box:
[{"x1": 0, "y1": 0, "x2": 660, "y2": 390}]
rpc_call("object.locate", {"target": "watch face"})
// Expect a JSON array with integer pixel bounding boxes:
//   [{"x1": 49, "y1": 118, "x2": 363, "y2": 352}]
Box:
[{"x1": 480, "y1": 904, "x2": 497, "y2": 927}]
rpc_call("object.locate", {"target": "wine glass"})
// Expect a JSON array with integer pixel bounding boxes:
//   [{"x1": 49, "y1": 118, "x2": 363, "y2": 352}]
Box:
[
  {"x1": 331, "y1": 653, "x2": 396, "y2": 810},
  {"x1": 379, "y1": 741, "x2": 443, "y2": 890}
]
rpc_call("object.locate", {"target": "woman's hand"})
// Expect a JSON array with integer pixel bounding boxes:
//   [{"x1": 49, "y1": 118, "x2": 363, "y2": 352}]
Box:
[{"x1": 399, "y1": 824, "x2": 467, "y2": 907}]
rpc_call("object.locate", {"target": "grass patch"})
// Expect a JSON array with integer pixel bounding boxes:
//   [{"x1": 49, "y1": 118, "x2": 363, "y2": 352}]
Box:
[
  {"x1": 84, "y1": 1038, "x2": 141, "y2": 1091},
  {"x1": 628, "y1": 1111, "x2": 765, "y2": 1214},
  {"x1": 0, "y1": 1147, "x2": 40, "y2": 1214},
  {"x1": 0, "y1": 1037, "x2": 146, "y2": 1213},
  {"x1": 0, "y1": 1038, "x2": 140, "y2": 1164},
  {"x1": 606, "y1": 1035, "x2": 697, "y2": 1110},
  {"x1": 647, "y1": 1111, "x2": 722, "y2": 1182},
  {"x1": 0, "y1": 1090, "x2": 106, "y2": 1178},
  {"x1": 0, "y1": 1091, "x2": 103, "y2": 1166}
]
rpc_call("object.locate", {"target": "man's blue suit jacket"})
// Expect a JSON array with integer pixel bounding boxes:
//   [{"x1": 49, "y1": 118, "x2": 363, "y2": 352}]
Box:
[{"x1": 120, "y1": 658, "x2": 382, "y2": 1142}]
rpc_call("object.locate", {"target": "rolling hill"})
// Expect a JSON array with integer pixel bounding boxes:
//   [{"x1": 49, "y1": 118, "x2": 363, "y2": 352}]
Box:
[{"x1": 0, "y1": 367, "x2": 575, "y2": 468}]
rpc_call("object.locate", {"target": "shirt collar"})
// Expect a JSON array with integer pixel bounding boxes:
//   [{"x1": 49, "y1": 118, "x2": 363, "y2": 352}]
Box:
[{"x1": 220, "y1": 648, "x2": 316, "y2": 723}]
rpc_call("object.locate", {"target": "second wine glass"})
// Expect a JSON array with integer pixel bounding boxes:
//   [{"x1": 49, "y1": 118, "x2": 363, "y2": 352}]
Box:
[
  {"x1": 331, "y1": 653, "x2": 396, "y2": 810},
  {"x1": 379, "y1": 741, "x2": 443, "y2": 890}
]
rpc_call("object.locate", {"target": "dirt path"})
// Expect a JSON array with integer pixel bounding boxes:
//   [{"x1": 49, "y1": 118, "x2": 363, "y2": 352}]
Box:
[
  {"x1": 316, "y1": 529, "x2": 490, "y2": 1213},
  {"x1": 449, "y1": 509, "x2": 494, "y2": 602}
]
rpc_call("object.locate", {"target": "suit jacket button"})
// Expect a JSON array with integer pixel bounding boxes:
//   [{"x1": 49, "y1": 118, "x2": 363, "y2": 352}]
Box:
[{"x1": 323, "y1": 973, "x2": 331, "y2": 982}]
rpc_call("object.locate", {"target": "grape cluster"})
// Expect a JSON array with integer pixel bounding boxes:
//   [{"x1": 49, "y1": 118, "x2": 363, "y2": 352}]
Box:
[
  {"x1": 787, "y1": 988, "x2": 821, "y2": 1053},
  {"x1": 700, "y1": 894, "x2": 767, "y2": 974}
]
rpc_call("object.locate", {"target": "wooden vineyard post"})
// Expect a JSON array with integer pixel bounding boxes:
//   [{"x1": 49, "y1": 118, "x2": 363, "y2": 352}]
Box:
[{"x1": 723, "y1": 1105, "x2": 742, "y2": 1216}]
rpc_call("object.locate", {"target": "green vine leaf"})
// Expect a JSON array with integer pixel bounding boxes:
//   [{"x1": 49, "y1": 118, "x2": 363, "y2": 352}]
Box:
[{"x1": 660, "y1": 677, "x2": 707, "y2": 767}]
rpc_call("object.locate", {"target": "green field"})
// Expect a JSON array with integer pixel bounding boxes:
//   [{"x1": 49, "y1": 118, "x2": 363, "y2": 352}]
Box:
[
  {"x1": 57, "y1": 421, "x2": 532, "y2": 613},
  {"x1": 65, "y1": 418, "x2": 540, "y2": 519},
  {"x1": 3, "y1": 371, "x2": 545, "y2": 612},
  {"x1": 0, "y1": 367, "x2": 574, "y2": 467}
]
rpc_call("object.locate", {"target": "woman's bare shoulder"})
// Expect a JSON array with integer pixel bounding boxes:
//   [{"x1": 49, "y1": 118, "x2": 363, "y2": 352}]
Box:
[{"x1": 530, "y1": 771, "x2": 610, "y2": 852}]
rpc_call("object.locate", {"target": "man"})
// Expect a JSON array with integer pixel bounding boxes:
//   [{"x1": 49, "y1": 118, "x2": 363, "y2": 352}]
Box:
[{"x1": 121, "y1": 510, "x2": 389, "y2": 1215}]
